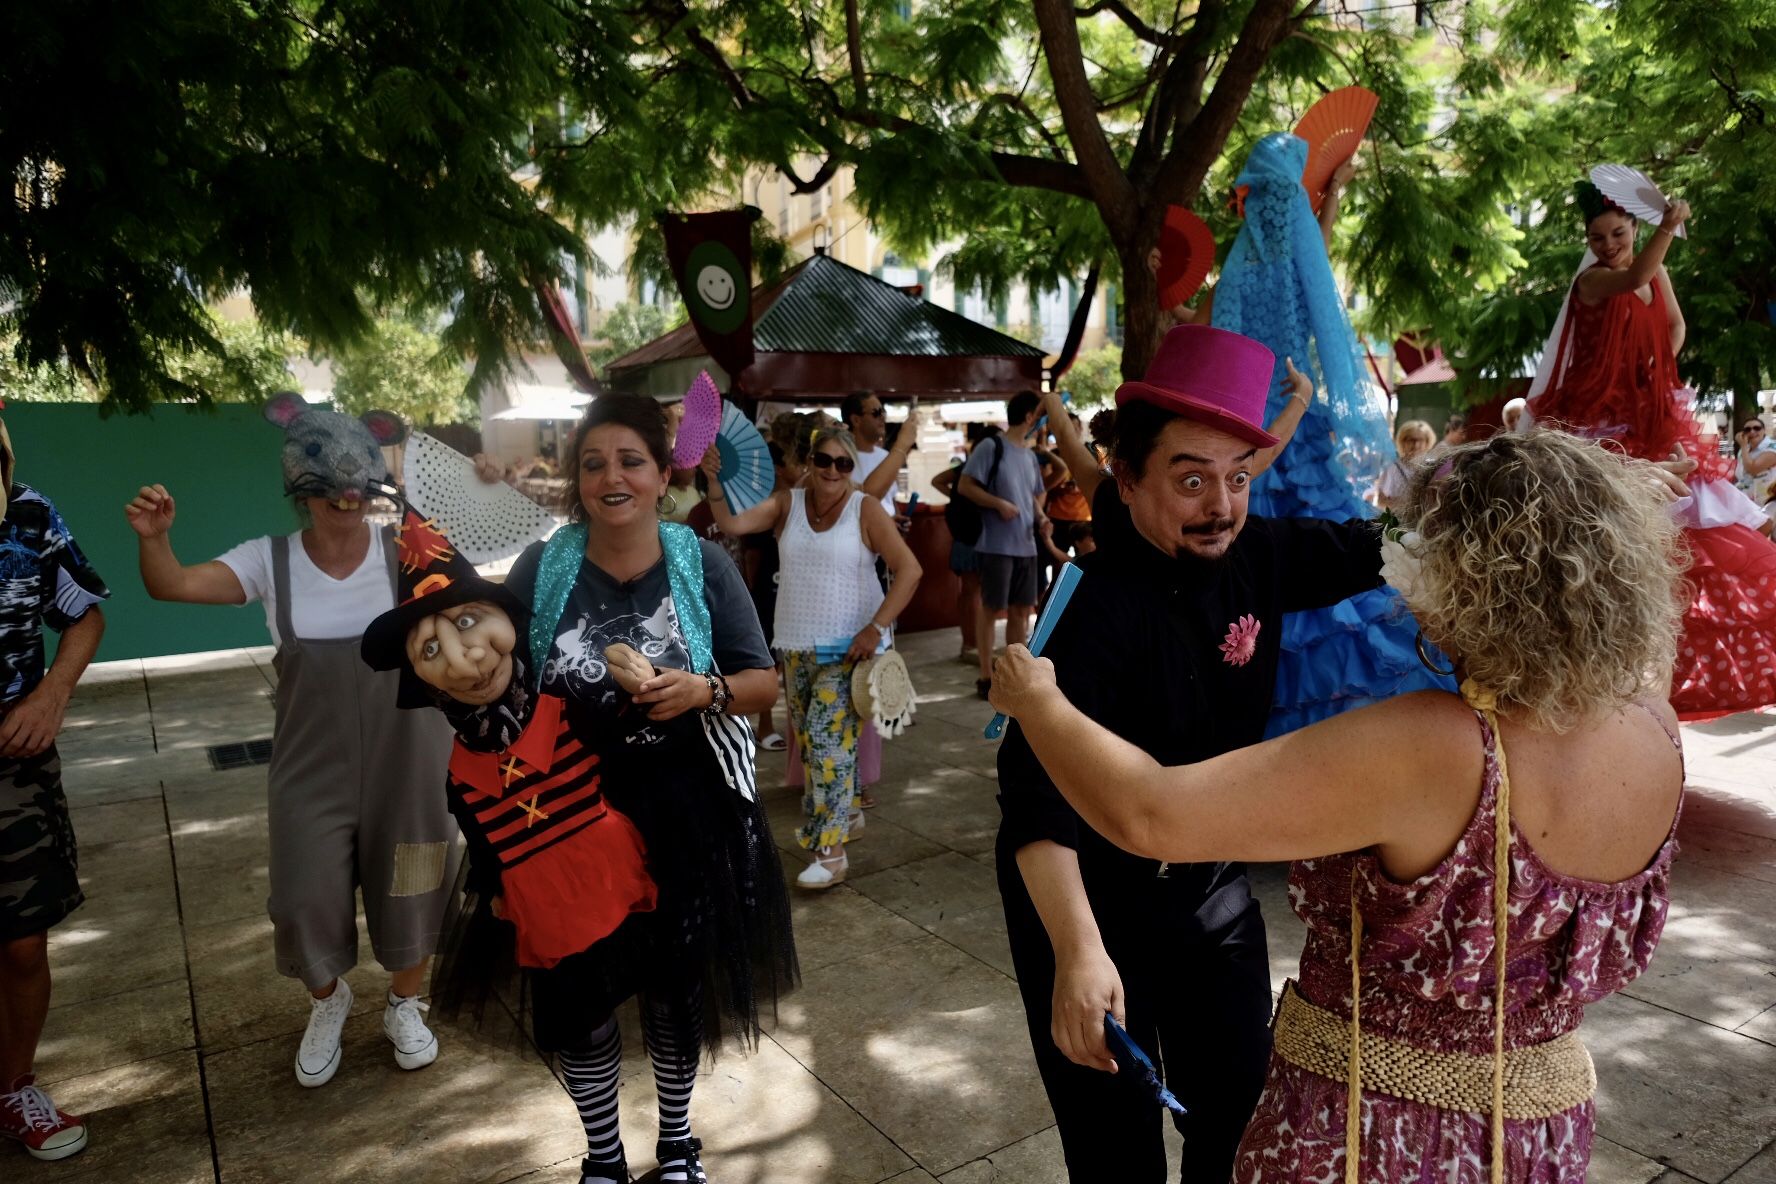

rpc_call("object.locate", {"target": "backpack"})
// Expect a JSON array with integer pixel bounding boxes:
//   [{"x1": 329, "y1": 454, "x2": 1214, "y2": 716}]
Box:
[{"x1": 944, "y1": 435, "x2": 1004, "y2": 547}]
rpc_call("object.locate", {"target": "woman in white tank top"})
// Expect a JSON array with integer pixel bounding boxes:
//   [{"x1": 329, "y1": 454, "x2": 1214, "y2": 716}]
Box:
[{"x1": 703, "y1": 427, "x2": 923, "y2": 889}]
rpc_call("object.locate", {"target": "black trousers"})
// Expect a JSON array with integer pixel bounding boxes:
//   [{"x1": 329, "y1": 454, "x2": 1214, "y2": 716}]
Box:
[{"x1": 1000, "y1": 855, "x2": 1275, "y2": 1183}]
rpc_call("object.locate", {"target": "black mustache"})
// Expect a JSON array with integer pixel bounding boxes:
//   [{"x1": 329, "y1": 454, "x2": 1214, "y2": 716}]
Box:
[{"x1": 1182, "y1": 518, "x2": 1236, "y2": 535}]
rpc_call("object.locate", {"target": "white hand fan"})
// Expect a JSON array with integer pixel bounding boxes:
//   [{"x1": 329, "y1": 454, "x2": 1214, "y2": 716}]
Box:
[
  {"x1": 1590, "y1": 164, "x2": 1686, "y2": 239},
  {"x1": 403, "y1": 432, "x2": 558, "y2": 565},
  {"x1": 713, "y1": 403, "x2": 775, "y2": 512}
]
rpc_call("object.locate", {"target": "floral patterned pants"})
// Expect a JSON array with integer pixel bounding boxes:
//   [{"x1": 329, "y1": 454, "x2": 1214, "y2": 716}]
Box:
[{"x1": 783, "y1": 651, "x2": 860, "y2": 851}]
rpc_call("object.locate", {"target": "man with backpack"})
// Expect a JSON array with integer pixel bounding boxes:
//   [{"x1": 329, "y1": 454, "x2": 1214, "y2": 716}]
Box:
[{"x1": 957, "y1": 392, "x2": 1047, "y2": 698}]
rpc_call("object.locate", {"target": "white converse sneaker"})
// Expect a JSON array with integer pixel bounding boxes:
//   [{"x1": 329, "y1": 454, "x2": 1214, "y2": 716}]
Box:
[
  {"x1": 295, "y1": 979, "x2": 354, "y2": 1087},
  {"x1": 383, "y1": 993, "x2": 439, "y2": 1071}
]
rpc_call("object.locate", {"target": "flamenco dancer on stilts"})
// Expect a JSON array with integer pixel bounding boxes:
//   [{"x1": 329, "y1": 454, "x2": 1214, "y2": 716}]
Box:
[
  {"x1": 1208, "y1": 132, "x2": 1457, "y2": 733},
  {"x1": 363, "y1": 399, "x2": 796, "y2": 1184},
  {"x1": 1525, "y1": 181, "x2": 1776, "y2": 717}
]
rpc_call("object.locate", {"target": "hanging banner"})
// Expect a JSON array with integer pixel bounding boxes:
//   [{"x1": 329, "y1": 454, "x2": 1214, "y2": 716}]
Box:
[
  {"x1": 530, "y1": 273, "x2": 601, "y2": 395},
  {"x1": 658, "y1": 207, "x2": 760, "y2": 385}
]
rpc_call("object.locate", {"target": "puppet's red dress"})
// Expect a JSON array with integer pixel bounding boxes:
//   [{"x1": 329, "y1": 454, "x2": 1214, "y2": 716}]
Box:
[{"x1": 1529, "y1": 269, "x2": 1776, "y2": 717}]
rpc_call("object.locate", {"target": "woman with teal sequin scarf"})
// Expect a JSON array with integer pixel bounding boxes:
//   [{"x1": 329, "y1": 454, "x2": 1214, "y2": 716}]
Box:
[
  {"x1": 498, "y1": 395, "x2": 796, "y2": 1184},
  {"x1": 1211, "y1": 131, "x2": 1455, "y2": 736}
]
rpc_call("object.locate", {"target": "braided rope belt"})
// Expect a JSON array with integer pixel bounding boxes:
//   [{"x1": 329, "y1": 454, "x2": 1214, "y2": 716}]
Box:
[{"x1": 1272, "y1": 981, "x2": 1597, "y2": 1120}]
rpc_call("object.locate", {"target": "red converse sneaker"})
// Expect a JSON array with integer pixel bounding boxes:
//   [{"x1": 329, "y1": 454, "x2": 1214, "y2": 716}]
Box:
[{"x1": 0, "y1": 1075, "x2": 89, "y2": 1161}]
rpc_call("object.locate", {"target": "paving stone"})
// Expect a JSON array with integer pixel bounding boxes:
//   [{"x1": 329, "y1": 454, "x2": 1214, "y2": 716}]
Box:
[
  {"x1": 787, "y1": 882, "x2": 927, "y2": 974},
  {"x1": 207, "y1": 1006, "x2": 579, "y2": 1184},
  {"x1": 11, "y1": 1052, "x2": 211, "y2": 1184},
  {"x1": 1621, "y1": 859, "x2": 1776, "y2": 1031},
  {"x1": 923, "y1": 902, "x2": 1015, "y2": 978},
  {"x1": 849, "y1": 851, "x2": 1002, "y2": 929},
  {"x1": 1740, "y1": 1004, "x2": 1776, "y2": 1047},
  {"x1": 770, "y1": 934, "x2": 1054, "y2": 1175},
  {"x1": 867, "y1": 762, "x2": 1003, "y2": 856},
  {"x1": 66, "y1": 795, "x2": 167, "y2": 848},
  {"x1": 938, "y1": 1125, "x2": 1067, "y2": 1183},
  {"x1": 1589, "y1": 992, "x2": 1776, "y2": 1181},
  {"x1": 1724, "y1": 1141, "x2": 1776, "y2": 1184},
  {"x1": 36, "y1": 979, "x2": 195, "y2": 1087},
  {"x1": 184, "y1": 912, "x2": 386, "y2": 1054},
  {"x1": 611, "y1": 1032, "x2": 913, "y2": 1184},
  {"x1": 1590, "y1": 1135, "x2": 1676, "y2": 1184}
]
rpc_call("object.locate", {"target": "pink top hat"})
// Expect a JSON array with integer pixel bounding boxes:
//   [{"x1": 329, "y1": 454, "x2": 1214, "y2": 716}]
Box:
[{"x1": 1115, "y1": 324, "x2": 1278, "y2": 448}]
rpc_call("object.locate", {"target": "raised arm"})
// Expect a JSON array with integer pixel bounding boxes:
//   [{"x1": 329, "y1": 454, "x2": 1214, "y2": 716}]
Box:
[
  {"x1": 1042, "y1": 391, "x2": 1105, "y2": 504},
  {"x1": 1576, "y1": 201, "x2": 1691, "y2": 304},
  {"x1": 1251, "y1": 357, "x2": 1313, "y2": 477},
  {"x1": 987, "y1": 646, "x2": 1470, "y2": 868},
  {"x1": 125, "y1": 485, "x2": 248, "y2": 604},
  {"x1": 860, "y1": 400, "x2": 921, "y2": 504},
  {"x1": 1318, "y1": 159, "x2": 1356, "y2": 253},
  {"x1": 700, "y1": 450, "x2": 789, "y2": 536}
]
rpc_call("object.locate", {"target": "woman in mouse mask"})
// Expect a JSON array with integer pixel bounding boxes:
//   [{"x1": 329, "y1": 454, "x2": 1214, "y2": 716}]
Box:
[{"x1": 125, "y1": 392, "x2": 456, "y2": 1090}]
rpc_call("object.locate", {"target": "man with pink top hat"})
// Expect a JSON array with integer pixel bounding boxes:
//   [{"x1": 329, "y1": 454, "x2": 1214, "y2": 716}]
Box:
[{"x1": 995, "y1": 323, "x2": 1383, "y2": 1181}]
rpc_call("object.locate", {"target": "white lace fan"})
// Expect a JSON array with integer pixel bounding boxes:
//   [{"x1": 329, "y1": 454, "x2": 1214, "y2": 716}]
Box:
[
  {"x1": 1590, "y1": 164, "x2": 1686, "y2": 239},
  {"x1": 402, "y1": 432, "x2": 558, "y2": 565}
]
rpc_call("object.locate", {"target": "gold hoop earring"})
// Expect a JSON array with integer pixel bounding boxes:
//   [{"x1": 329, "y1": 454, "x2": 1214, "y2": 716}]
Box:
[
  {"x1": 658, "y1": 491, "x2": 679, "y2": 517},
  {"x1": 1415, "y1": 631, "x2": 1455, "y2": 677}
]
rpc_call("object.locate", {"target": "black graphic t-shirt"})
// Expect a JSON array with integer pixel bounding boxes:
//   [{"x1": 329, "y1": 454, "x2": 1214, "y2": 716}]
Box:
[
  {"x1": 0, "y1": 485, "x2": 110, "y2": 704},
  {"x1": 506, "y1": 537, "x2": 772, "y2": 739}
]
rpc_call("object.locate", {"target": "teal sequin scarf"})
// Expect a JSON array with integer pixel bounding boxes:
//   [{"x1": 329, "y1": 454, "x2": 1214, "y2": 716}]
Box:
[{"x1": 527, "y1": 521, "x2": 713, "y2": 686}]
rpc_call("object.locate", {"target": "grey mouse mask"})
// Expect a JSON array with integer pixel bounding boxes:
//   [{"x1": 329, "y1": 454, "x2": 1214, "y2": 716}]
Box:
[{"x1": 264, "y1": 391, "x2": 408, "y2": 506}]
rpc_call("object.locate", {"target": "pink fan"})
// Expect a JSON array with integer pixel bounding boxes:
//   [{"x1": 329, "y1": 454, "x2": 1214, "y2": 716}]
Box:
[{"x1": 671, "y1": 371, "x2": 722, "y2": 469}]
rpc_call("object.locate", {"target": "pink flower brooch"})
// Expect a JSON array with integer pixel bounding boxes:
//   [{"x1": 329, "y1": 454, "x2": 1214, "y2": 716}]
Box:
[{"x1": 1219, "y1": 614, "x2": 1261, "y2": 667}]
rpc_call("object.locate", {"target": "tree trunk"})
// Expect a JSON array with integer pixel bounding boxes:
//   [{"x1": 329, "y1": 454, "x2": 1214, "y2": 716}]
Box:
[{"x1": 1117, "y1": 232, "x2": 1168, "y2": 381}]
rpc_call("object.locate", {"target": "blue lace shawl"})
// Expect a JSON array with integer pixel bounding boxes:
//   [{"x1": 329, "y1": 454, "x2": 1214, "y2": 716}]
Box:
[{"x1": 1211, "y1": 132, "x2": 1392, "y2": 485}]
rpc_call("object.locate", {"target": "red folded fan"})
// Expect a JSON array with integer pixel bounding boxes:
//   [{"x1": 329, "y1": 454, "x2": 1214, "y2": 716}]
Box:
[{"x1": 1296, "y1": 86, "x2": 1379, "y2": 214}]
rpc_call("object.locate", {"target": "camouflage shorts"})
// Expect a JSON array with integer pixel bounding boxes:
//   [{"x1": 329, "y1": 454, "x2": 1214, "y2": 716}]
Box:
[{"x1": 0, "y1": 746, "x2": 82, "y2": 941}]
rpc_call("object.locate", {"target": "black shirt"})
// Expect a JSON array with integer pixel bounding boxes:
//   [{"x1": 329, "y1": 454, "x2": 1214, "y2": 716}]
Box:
[{"x1": 996, "y1": 482, "x2": 1384, "y2": 932}]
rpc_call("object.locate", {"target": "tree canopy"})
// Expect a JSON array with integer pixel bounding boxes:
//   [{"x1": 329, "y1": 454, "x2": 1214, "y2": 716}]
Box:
[
  {"x1": 4, "y1": 0, "x2": 1770, "y2": 411},
  {"x1": 2, "y1": 0, "x2": 582, "y2": 412}
]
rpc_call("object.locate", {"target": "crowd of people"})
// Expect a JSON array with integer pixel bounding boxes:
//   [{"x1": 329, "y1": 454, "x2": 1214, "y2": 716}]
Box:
[{"x1": 0, "y1": 149, "x2": 1769, "y2": 1184}]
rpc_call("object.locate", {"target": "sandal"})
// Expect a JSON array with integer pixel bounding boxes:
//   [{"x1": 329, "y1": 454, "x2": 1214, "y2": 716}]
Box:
[
  {"x1": 758, "y1": 732, "x2": 786, "y2": 752},
  {"x1": 858, "y1": 792, "x2": 879, "y2": 810},
  {"x1": 795, "y1": 850, "x2": 848, "y2": 891},
  {"x1": 579, "y1": 1154, "x2": 632, "y2": 1184},
  {"x1": 656, "y1": 1136, "x2": 710, "y2": 1184}
]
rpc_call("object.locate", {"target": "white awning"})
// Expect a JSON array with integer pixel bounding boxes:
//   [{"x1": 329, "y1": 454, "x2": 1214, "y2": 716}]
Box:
[{"x1": 491, "y1": 384, "x2": 593, "y2": 421}]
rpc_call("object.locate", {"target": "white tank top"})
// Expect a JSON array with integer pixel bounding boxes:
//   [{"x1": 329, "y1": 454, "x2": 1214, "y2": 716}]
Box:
[{"x1": 773, "y1": 489, "x2": 885, "y2": 652}]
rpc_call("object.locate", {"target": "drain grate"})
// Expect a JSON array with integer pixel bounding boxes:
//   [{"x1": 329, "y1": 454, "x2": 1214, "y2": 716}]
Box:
[{"x1": 206, "y1": 738, "x2": 275, "y2": 771}]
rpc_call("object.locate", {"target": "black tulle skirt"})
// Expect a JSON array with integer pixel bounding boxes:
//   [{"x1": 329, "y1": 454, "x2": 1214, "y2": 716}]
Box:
[{"x1": 433, "y1": 714, "x2": 798, "y2": 1057}]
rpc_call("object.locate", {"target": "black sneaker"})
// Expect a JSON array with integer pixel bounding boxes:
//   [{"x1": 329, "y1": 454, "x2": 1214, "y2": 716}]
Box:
[{"x1": 975, "y1": 678, "x2": 992, "y2": 700}]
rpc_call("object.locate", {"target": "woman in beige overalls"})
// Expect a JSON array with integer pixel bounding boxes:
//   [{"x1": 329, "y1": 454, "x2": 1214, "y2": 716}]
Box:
[{"x1": 126, "y1": 394, "x2": 455, "y2": 1088}]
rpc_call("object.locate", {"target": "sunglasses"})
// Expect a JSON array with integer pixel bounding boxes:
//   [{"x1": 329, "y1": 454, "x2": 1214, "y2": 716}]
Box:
[
  {"x1": 811, "y1": 452, "x2": 856, "y2": 473},
  {"x1": 863, "y1": 407, "x2": 886, "y2": 418}
]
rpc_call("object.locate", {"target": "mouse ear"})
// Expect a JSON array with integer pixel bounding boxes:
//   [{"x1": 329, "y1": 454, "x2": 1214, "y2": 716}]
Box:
[
  {"x1": 360, "y1": 410, "x2": 409, "y2": 446},
  {"x1": 264, "y1": 391, "x2": 308, "y2": 428}
]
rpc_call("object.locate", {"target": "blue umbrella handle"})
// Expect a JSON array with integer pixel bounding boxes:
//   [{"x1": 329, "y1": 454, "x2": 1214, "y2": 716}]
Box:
[{"x1": 983, "y1": 563, "x2": 1083, "y2": 740}]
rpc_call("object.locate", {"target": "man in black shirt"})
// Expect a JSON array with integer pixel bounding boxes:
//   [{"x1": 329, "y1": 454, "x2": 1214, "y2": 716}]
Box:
[{"x1": 996, "y1": 324, "x2": 1386, "y2": 1181}]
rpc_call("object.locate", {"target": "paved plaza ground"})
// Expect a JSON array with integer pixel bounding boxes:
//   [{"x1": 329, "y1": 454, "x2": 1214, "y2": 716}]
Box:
[{"x1": 13, "y1": 628, "x2": 1776, "y2": 1183}]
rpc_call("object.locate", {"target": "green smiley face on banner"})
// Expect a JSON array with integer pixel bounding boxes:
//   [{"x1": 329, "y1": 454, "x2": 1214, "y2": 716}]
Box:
[{"x1": 684, "y1": 242, "x2": 748, "y2": 334}]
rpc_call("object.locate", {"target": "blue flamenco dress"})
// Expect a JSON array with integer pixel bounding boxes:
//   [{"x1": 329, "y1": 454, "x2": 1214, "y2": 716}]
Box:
[{"x1": 1211, "y1": 133, "x2": 1454, "y2": 736}]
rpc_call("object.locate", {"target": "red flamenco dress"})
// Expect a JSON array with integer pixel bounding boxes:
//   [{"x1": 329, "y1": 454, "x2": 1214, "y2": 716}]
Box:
[{"x1": 1529, "y1": 268, "x2": 1776, "y2": 717}]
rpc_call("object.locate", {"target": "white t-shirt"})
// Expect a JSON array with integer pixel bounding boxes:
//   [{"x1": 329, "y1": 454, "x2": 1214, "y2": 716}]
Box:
[
  {"x1": 852, "y1": 445, "x2": 899, "y2": 515},
  {"x1": 216, "y1": 529, "x2": 393, "y2": 647}
]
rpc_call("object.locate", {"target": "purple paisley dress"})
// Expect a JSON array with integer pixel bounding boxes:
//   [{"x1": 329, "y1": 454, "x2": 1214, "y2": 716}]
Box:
[{"x1": 1235, "y1": 709, "x2": 1681, "y2": 1183}]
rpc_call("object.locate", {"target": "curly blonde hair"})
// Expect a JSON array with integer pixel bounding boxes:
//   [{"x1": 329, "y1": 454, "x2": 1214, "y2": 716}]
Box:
[{"x1": 1402, "y1": 430, "x2": 1685, "y2": 732}]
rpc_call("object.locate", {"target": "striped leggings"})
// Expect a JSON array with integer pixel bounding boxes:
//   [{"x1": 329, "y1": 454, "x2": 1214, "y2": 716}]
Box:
[{"x1": 557, "y1": 991, "x2": 702, "y2": 1180}]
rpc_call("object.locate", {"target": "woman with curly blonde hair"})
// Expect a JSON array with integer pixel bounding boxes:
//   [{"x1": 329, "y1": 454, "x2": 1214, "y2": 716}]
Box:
[{"x1": 989, "y1": 430, "x2": 1688, "y2": 1183}]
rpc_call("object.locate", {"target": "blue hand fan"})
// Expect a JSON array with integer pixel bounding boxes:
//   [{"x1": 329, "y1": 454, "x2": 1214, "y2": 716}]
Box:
[
  {"x1": 1104, "y1": 1013, "x2": 1187, "y2": 1115},
  {"x1": 715, "y1": 403, "x2": 775, "y2": 512}
]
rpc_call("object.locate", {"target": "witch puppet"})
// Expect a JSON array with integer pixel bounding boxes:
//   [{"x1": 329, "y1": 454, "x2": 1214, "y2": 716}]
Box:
[
  {"x1": 360, "y1": 509, "x2": 658, "y2": 983},
  {"x1": 361, "y1": 507, "x2": 795, "y2": 1184}
]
